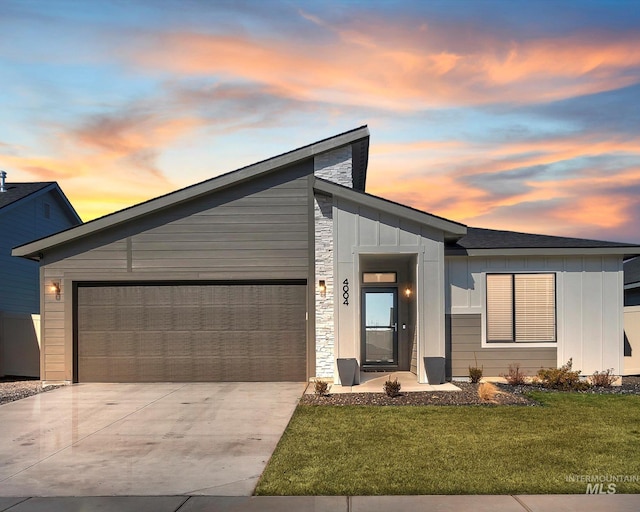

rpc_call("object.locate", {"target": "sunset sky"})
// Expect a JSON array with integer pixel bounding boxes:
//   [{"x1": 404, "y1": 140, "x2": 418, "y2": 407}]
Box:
[{"x1": 1, "y1": 0, "x2": 639, "y2": 242}]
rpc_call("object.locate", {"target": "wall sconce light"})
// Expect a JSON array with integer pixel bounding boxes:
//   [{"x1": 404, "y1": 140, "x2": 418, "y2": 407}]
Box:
[
  {"x1": 318, "y1": 280, "x2": 326, "y2": 297},
  {"x1": 404, "y1": 286, "x2": 412, "y2": 298},
  {"x1": 50, "y1": 282, "x2": 61, "y2": 299}
]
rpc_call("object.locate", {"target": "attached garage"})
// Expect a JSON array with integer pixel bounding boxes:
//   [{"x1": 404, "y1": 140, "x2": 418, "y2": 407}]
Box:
[{"x1": 75, "y1": 282, "x2": 307, "y2": 382}]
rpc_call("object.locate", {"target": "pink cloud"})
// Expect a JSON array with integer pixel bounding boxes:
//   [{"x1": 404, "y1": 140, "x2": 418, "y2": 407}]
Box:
[{"x1": 122, "y1": 21, "x2": 640, "y2": 109}]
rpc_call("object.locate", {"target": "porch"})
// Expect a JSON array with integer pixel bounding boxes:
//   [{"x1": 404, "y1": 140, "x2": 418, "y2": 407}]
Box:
[{"x1": 307, "y1": 371, "x2": 461, "y2": 394}]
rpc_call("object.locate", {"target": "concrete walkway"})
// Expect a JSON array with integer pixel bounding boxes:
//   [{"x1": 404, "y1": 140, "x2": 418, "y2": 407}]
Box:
[
  {"x1": 1, "y1": 495, "x2": 640, "y2": 511},
  {"x1": 315, "y1": 371, "x2": 461, "y2": 393}
]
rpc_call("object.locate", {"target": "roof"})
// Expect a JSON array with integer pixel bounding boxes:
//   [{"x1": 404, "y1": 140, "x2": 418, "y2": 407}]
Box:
[
  {"x1": 625, "y1": 257, "x2": 640, "y2": 286},
  {"x1": 0, "y1": 181, "x2": 81, "y2": 224},
  {"x1": 0, "y1": 182, "x2": 55, "y2": 210},
  {"x1": 447, "y1": 227, "x2": 640, "y2": 257},
  {"x1": 13, "y1": 126, "x2": 370, "y2": 260},
  {"x1": 313, "y1": 178, "x2": 467, "y2": 239}
]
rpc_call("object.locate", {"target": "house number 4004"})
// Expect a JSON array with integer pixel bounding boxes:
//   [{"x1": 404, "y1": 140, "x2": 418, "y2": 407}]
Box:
[{"x1": 342, "y1": 279, "x2": 349, "y2": 305}]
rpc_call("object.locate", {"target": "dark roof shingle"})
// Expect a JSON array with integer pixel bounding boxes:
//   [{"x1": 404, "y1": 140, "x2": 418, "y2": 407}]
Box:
[{"x1": 449, "y1": 227, "x2": 638, "y2": 250}]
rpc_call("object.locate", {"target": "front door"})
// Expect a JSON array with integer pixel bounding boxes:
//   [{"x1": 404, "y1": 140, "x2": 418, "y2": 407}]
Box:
[{"x1": 362, "y1": 288, "x2": 398, "y2": 367}]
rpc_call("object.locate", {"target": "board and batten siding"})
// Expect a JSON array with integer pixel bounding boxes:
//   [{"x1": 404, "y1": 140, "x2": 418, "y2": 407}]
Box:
[
  {"x1": 446, "y1": 314, "x2": 556, "y2": 378},
  {"x1": 40, "y1": 162, "x2": 312, "y2": 381},
  {"x1": 333, "y1": 197, "x2": 446, "y2": 384},
  {"x1": 446, "y1": 255, "x2": 624, "y2": 375}
]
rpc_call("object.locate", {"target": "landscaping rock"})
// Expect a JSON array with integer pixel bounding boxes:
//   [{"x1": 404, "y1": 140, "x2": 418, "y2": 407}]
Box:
[
  {"x1": 0, "y1": 378, "x2": 62, "y2": 406},
  {"x1": 300, "y1": 376, "x2": 640, "y2": 407}
]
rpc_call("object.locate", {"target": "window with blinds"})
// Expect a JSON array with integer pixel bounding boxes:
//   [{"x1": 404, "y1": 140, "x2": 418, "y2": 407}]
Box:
[{"x1": 486, "y1": 273, "x2": 556, "y2": 343}]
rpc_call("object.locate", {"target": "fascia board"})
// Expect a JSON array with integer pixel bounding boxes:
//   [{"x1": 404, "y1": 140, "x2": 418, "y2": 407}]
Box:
[
  {"x1": 313, "y1": 179, "x2": 467, "y2": 236},
  {"x1": 446, "y1": 247, "x2": 640, "y2": 257}
]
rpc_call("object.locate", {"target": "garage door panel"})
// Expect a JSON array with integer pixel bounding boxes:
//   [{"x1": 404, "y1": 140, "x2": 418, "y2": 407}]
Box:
[{"x1": 77, "y1": 283, "x2": 306, "y2": 382}]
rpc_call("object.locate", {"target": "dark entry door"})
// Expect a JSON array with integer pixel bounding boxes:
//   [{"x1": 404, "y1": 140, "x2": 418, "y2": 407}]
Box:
[{"x1": 362, "y1": 288, "x2": 398, "y2": 367}]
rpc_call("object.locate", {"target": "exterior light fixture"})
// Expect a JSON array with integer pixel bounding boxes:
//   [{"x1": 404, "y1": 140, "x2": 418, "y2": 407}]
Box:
[
  {"x1": 318, "y1": 280, "x2": 326, "y2": 297},
  {"x1": 50, "y1": 282, "x2": 61, "y2": 299},
  {"x1": 404, "y1": 286, "x2": 412, "y2": 298}
]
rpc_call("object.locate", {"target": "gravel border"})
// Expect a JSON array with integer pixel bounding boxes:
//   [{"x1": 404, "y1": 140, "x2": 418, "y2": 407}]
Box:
[
  {"x1": 301, "y1": 376, "x2": 640, "y2": 407},
  {"x1": 1, "y1": 376, "x2": 638, "y2": 408},
  {"x1": 0, "y1": 379, "x2": 63, "y2": 406},
  {"x1": 301, "y1": 382, "x2": 539, "y2": 406}
]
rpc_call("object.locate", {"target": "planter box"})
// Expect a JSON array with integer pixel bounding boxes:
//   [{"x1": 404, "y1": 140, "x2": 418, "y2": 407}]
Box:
[
  {"x1": 337, "y1": 358, "x2": 359, "y2": 386},
  {"x1": 424, "y1": 357, "x2": 446, "y2": 384}
]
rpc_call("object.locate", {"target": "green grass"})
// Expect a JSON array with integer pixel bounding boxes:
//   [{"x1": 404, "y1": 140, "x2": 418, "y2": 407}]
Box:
[{"x1": 255, "y1": 392, "x2": 640, "y2": 495}]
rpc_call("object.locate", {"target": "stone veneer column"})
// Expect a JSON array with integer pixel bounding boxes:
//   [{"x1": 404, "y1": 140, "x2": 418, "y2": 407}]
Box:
[{"x1": 313, "y1": 146, "x2": 352, "y2": 378}]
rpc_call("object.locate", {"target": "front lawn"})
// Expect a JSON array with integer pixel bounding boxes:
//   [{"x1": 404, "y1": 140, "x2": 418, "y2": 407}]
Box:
[{"x1": 255, "y1": 392, "x2": 640, "y2": 495}]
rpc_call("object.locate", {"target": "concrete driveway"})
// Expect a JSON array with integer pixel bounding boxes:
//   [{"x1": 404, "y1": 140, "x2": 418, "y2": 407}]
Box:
[{"x1": 0, "y1": 382, "x2": 305, "y2": 497}]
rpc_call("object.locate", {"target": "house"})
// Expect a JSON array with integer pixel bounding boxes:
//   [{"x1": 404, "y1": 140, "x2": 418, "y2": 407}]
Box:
[
  {"x1": 623, "y1": 257, "x2": 640, "y2": 375},
  {"x1": 0, "y1": 172, "x2": 81, "y2": 377},
  {"x1": 12, "y1": 127, "x2": 640, "y2": 384}
]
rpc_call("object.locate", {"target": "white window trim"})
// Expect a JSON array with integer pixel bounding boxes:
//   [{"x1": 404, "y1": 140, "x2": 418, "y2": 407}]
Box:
[{"x1": 481, "y1": 271, "x2": 558, "y2": 349}]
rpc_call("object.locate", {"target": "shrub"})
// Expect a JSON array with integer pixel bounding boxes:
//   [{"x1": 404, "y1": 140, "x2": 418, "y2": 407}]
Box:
[
  {"x1": 469, "y1": 366, "x2": 483, "y2": 384},
  {"x1": 591, "y1": 368, "x2": 616, "y2": 388},
  {"x1": 477, "y1": 382, "x2": 499, "y2": 402},
  {"x1": 469, "y1": 354, "x2": 483, "y2": 383},
  {"x1": 313, "y1": 379, "x2": 329, "y2": 396},
  {"x1": 383, "y1": 377, "x2": 402, "y2": 397},
  {"x1": 502, "y1": 363, "x2": 527, "y2": 385},
  {"x1": 537, "y1": 358, "x2": 591, "y2": 391}
]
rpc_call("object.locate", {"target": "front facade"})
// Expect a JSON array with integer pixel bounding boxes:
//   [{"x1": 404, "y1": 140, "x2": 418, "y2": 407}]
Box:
[{"x1": 13, "y1": 127, "x2": 640, "y2": 384}]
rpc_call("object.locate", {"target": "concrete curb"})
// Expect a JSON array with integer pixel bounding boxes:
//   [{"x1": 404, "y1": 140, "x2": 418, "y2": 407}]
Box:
[{"x1": 1, "y1": 495, "x2": 640, "y2": 512}]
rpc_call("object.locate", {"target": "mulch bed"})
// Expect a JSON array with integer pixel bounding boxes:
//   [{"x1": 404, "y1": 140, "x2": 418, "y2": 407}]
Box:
[{"x1": 301, "y1": 376, "x2": 640, "y2": 407}]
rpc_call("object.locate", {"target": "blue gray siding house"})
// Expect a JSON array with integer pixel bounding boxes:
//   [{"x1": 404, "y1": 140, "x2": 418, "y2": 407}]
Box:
[{"x1": 0, "y1": 175, "x2": 81, "y2": 376}]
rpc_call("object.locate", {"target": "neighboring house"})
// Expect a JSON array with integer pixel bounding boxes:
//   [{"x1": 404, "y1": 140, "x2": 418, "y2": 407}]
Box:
[
  {"x1": 0, "y1": 173, "x2": 81, "y2": 377},
  {"x1": 623, "y1": 257, "x2": 640, "y2": 375},
  {"x1": 12, "y1": 127, "x2": 640, "y2": 384}
]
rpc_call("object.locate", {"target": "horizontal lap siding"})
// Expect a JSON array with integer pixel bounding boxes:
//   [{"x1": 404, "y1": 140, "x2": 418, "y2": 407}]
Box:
[
  {"x1": 40, "y1": 161, "x2": 312, "y2": 380},
  {"x1": 1, "y1": 191, "x2": 78, "y2": 315},
  {"x1": 130, "y1": 176, "x2": 309, "y2": 278},
  {"x1": 447, "y1": 314, "x2": 557, "y2": 378}
]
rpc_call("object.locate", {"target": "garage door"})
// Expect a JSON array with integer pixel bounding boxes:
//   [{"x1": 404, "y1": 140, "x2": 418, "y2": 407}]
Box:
[{"x1": 76, "y1": 282, "x2": 307, "y2": 382}]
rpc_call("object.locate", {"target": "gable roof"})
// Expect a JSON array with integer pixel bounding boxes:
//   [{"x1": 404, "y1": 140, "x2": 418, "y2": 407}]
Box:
[
  {"x1": 13, "y1": 126, "x2": 370, "y2": 260},
  {"x1": 0, "y1": 182, "x2": 54, "y2": 209},
  {"x1": 0, "y1": 181, "x2": 81, "y2": 222},
  {"x1": 447, "y1": 227, "x2": 640, "y2": 257},
  {"x1": 313, "y1": 178, "x2": 467, "y2": 239},
  {"x1": 625, "y1": 257, "x2": 640, "y2": 287}
]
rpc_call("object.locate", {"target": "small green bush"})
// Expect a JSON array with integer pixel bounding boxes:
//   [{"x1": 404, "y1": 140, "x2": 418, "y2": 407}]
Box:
[
  {"x1": 469, "y1": 353, "x2": 483, "y2": 383},
  {"x1": 383, "y1": 377, "x2": 402, "y2": 397},
  {"x1": 591, "y1": 368, "x2": 616, "y2": 388},
  {"x1": 313, "y1": 379, "x2": 329, "y2": 396},
  {"x1": 537, "y1": 359, "x2": 591, "y2": 391},
  {"x1": 502, "y1": 363, "x2": 527, "y2": 385},
  {"x1": 469, "y1": 365, "x2": 483, "y2": 383}
]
